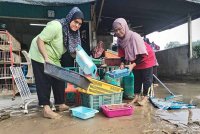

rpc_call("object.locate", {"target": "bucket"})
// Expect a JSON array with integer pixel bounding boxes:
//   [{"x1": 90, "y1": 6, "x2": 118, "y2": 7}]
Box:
[
  {"x1": 104, "y1": 73, "x2": 120, "y2": 86},
  {"x1": 122, "y1": 72, "x2": 134, "y2": 99},
  {"x1": 76, "y1": 45, "x2": 97, "y2": 78}
]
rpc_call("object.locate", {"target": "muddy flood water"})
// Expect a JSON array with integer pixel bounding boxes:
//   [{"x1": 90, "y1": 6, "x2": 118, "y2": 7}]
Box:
[{"x1": 0, "y1": 81, "x2": 200, "y2": 134}]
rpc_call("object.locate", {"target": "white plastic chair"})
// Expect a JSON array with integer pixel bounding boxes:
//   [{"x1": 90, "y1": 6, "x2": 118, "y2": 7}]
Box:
[{"x1": 20, "y1": 50, "x2": 35, "y2": 84}]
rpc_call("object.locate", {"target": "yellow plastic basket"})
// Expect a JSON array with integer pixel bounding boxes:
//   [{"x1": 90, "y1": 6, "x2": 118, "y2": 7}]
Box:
[
  {"x1": 88, "y1": 78, "x2": 123, "y2": 92},
  {"x1": 78, "y1": 78, "x2": 123, "y2": 95}
]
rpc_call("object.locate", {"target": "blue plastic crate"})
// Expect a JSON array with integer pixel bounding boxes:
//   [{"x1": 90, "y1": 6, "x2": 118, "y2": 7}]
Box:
[
  {"x1": 106, "y1": 68, "x2": 130, "y2": 79},
  {"x1": 70, "y1": 106, "x2": 99, "y2": 119},
  {"x1": 76, "y1": 45, "x2": 97, "y2": 78}
]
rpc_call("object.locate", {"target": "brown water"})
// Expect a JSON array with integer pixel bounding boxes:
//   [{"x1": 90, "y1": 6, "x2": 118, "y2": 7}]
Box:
[
  {"x1": 153, "y1": 81, "x2": 200, "y2": 133},
  {"x1": 0, "y1": 81, "x2": 200, "y2": 134}
]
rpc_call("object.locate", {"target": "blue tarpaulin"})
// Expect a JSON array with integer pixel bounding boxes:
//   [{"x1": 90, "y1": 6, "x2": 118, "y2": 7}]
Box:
[{"x1": 150, "y1": 97, "x2": 196, "y2": 110}]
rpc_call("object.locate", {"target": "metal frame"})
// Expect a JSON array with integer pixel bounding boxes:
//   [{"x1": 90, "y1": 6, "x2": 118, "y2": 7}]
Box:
[{"x1": 10, "y1": 66, "x2": 55, "y2": 114}]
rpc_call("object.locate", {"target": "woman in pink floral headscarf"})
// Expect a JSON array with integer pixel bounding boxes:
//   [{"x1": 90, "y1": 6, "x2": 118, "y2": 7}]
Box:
[{"x1": 92, "y1": 41, "x2": 105, "y2": 59}]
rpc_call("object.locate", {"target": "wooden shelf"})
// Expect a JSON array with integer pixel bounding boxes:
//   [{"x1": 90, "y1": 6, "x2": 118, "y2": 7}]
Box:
[
  {"x1": 0, "y1": 30, "x2": 21, "y2": 95},
  {"x1": 0, "y1": 45, "x2": 21, "y2": 51},
  {"x1": 0, "y1": 76, "x2": 12, "y2": 80},
  {"x1": 0, "y1": 61, "x2": 21, "y2": 64}
]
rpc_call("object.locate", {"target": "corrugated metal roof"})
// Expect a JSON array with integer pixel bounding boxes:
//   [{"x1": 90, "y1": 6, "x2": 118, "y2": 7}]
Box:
[
  {"x1": 0, "y1": 0, "x2": 95, "y2": 5},
  {"x1": 186, "y1": 0, "x2": 200, "y2": 4},
  {"x1": 96, "y1": 0, "x2": 200, "y2": 35}
]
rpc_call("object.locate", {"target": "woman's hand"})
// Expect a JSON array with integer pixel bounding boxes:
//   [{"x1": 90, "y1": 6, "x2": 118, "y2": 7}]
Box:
[
  {"x1": 125, "y1": 63, "x2": 136, "y2": 71},
  {"x1": 44, "y1": 57, "x2": 50, "y2": 63},
  {"x1": 119, "y1": 63, "x2": 125, "y2": 69},
  {"x1": 70, "y1": 52, "x2": 76, "y2": 58}
]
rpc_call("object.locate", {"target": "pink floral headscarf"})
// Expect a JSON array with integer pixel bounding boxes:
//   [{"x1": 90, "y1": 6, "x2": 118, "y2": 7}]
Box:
[{"x1": 92, "y1": 41, "x2": 104, "y2": 58}]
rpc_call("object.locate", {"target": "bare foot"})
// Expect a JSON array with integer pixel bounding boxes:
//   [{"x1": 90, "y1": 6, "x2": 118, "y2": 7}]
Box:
[
  {"x1": 43, "y1": 105, "x2": 61, "y2": 119},
  {"x1": 128, "y1": 95, "x2": 139, "y2": 105},
  {"x1": 137, "y1": 96, "x2": 148, "y2": 106},
  {"x1": 56, "y1": 104, "x2": 69, "y2": 112}
]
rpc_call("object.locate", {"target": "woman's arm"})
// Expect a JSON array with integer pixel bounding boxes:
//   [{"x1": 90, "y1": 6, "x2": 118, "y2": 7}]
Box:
[
  {"x1": 134, "y1": 54, "x2": 144, "y2": 65},
  {"x1": 36, "y1": 21, "x2": 60, "y2": 63},
  {"x1": 118, "y1": 46, "x2": 126, "y2": 69},
  {"x1": 126, "y1": 54, "x2": 145, "y2": 71},
  {"x1": 36, "y1": 37, "x2": 49, "y2": 62}
]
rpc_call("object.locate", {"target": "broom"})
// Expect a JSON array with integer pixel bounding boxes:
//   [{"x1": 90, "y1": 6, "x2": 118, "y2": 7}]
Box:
[{"x1": 153, "y1": 74, "x2": 183, "y2": 101}]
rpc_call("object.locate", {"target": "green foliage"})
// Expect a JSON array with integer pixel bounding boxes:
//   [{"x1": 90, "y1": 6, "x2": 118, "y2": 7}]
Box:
[
  {"x1": 164, "y1": 40, "x2": 200, "y2": 58},
  {"x1": 192, "y1": 40, "x2": 200, "y2": 47},
  {"x1": 165, "y1": 41, "x2": 181, "y2": 49},
  {"x1": 192, "y1": 40, "x2": 200, "y2": 58},
  {"x1": 0, "y1": 23, "x2": 6, "y2": 29}
]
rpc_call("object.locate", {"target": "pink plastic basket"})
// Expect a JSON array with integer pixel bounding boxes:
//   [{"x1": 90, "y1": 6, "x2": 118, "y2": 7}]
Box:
[{"x1": 101, "y1": 104, "x2": 134, "y2": 118}]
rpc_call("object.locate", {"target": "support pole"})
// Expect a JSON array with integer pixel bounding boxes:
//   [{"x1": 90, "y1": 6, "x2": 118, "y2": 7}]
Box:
[
  {"x1": 96, "y1": 0, "x2": 105, "y2": 31},
  {"x1": 188, "y1": 14, "x2": 192, "y2": 59}
]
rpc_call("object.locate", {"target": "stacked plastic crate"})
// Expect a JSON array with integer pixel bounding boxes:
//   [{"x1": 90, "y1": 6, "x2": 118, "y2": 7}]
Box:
[
  {"x1": 75, "y1": 49, "x2": 123, "y2": 110},
  {"x1": 104, "y1": 49, "x2": 121, "y2": 66},
  {"x1": 78, "y1": 78, "x2": 123, "y2": 110}
]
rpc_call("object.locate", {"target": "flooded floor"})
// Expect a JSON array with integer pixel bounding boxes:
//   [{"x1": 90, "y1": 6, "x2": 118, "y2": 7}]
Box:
[
  {"x1": 154, "y1": 81, "x2": 200, "y2": 107},
  {"x1": 0, "y1": 81, "x2": 200, "y2": 134}
]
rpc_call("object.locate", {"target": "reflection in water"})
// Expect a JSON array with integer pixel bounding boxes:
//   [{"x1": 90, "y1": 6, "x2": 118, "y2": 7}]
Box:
[
  {"x1": 191, "y1": 109, "x2": 200, "y2": 122},
  {"x1": 155, "y1": 108, "x2": 200, "y2": 133},
  {"x1": 155, "y1": 110, "x2": 189, "y2": 125}
]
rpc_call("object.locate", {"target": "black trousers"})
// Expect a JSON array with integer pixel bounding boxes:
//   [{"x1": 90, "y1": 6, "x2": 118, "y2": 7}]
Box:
[
  {"x1": 32, "y1": 60, "x2": 65, "y2": 105},
  {"x1": 133, "y1": 67, "x2": 153, "y2": 96}
]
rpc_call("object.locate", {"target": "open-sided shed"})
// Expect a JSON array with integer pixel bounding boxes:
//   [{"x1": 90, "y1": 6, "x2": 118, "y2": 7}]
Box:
[{"x1": 0, "y1": 0, "x2": 200, "y2": 51}]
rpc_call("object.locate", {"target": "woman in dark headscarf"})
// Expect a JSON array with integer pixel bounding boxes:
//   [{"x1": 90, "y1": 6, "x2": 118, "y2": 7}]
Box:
[
  {"x1": 112, "y1": 18, "x2": 155, "y2": 106},
  {"x1": 29, "y1": 7, "x2": 84, "y2": 119}
]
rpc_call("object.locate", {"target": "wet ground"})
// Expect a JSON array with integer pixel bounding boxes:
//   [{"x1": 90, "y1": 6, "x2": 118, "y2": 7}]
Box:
[{"x1": 0, "y1": 81, "x2": 200, "y2": 134}]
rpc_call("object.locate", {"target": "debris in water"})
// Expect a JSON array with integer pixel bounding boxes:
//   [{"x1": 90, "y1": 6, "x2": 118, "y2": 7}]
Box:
[{"x1": 0, "y1": 110, "x2": 10, "y2": 121}]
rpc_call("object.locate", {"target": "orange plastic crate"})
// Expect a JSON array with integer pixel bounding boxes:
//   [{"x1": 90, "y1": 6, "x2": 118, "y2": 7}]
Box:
[{"x1": 105, "y1": 50, "x2": 119, "y2": 58}]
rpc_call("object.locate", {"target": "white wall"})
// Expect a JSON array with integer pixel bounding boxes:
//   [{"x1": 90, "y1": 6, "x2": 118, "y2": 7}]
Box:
[{"x1": 156, "y1": 45, "x2": 200, "y2": 80}]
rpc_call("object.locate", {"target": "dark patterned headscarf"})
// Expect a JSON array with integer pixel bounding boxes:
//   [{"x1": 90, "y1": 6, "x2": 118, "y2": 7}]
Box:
[{"x1": 58, "y1": 7, "x2": 84, "y2": 53}]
